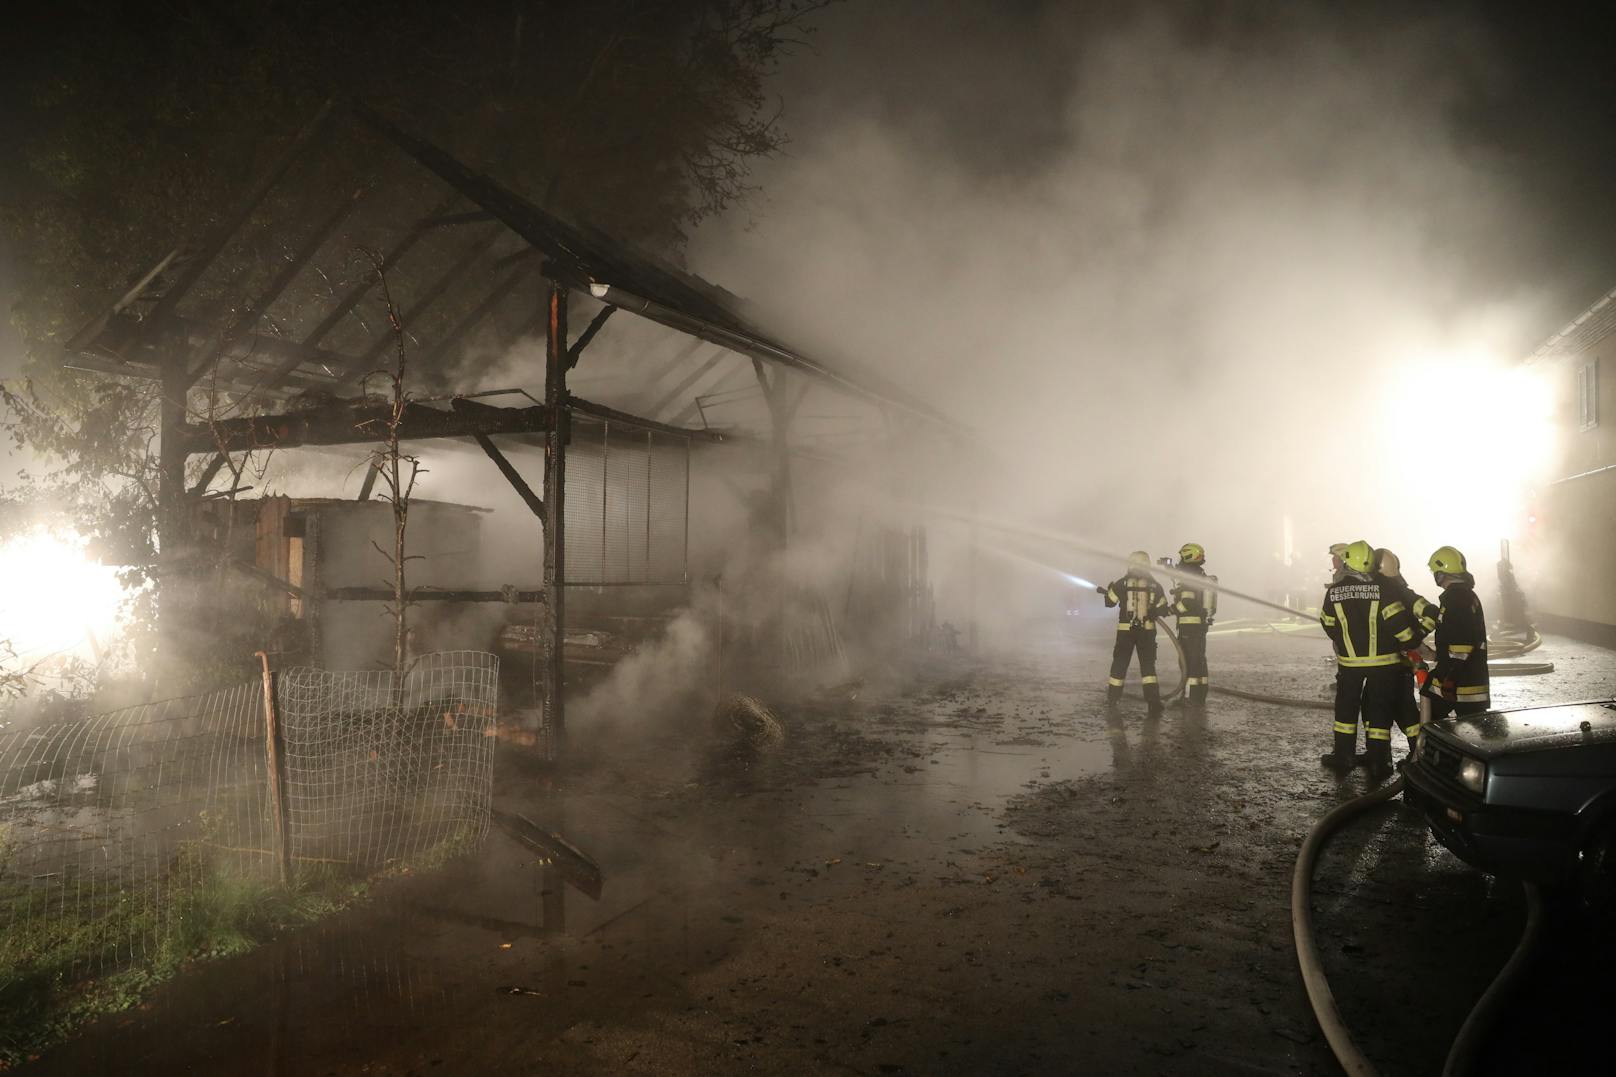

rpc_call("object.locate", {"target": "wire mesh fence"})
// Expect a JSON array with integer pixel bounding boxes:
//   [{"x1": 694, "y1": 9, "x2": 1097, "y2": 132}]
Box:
[
  {"x1": 277, "y1": 650, "x2": 498, "y2": 870},
  {"x1": 0, "y1": 651, "x2": 497, "y2": 991}
]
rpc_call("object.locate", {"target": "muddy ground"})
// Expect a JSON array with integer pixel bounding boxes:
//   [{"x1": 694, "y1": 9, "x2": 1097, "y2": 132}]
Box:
[{"x1": 25, "y1": 623, "x2": 1616, "y2": 1075}]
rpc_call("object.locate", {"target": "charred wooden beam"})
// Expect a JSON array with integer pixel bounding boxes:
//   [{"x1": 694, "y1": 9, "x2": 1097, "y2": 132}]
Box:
[
  {"x1": 543, "y1": 281, "x2": 569, "y2": 750},
  {"x1": 178, "y1": 399, "x2": 550, "y2": 455},
  {"x1": 565, "y1": 304, "x2": 615, "y2": 370},
  {"x1": 470, "y1": 432, "x2": 544, "y2": 519}
]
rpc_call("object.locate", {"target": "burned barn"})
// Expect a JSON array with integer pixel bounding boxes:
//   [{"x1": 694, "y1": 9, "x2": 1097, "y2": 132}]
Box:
[{"x1": 60, "y1": 103, "x2": 964, "y2": 747}]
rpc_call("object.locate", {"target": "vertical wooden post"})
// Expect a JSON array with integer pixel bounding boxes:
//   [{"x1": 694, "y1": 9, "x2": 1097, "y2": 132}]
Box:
[
  {"x1": 543, "y1": 281, "x2": 569, "y2": 752},
  {"x1": 256, "y1": 650, "x2": 292, "y2": 886}
]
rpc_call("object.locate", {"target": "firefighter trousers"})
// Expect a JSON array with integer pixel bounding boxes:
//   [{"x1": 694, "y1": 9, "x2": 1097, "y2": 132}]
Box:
[
  {"x1": 1331, "y1": 665, "x2": 1403, "y2": 764},
  {"x1": 1178, "y1": 625, "x2": 1208, "y2": 704},
  {"x1": 1107, "y1": 626, "x2": 1163, "y2": 711},
  {"x1": 1392, "y1": 666, "x2": 1421, "y2": 753}
]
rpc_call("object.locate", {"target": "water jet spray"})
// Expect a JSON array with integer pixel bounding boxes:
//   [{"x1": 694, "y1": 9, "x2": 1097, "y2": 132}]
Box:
[{"x1": 927, "y1": 506, "x2": 1309, "y2": 620}]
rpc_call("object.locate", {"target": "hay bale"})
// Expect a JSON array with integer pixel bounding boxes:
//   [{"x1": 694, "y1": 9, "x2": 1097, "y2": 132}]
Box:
[{"x1": 712, "y1": 693, "x2": 786, "y2": 749}]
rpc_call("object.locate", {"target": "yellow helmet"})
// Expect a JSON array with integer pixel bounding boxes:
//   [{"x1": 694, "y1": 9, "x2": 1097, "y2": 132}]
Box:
[
  {"x1": 1428, "y1": 545, "x2": 1467, "y2": 576},
  {"x1": 1341, "y1": 540, "x2": 1375, "y2": 574},
  {"x1": 1374, "y1": 548, "x2": 1400, "y2": 576},
  {"x1": 1178, "y1": 542, "x2": 1205, "y2": 565},
  {"x1": 1128, "y1": 550, "x2": 1150, "y2": 567}
]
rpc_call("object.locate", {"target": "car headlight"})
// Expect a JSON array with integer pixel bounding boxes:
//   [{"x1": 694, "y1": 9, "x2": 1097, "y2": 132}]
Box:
[{"x1": 1458, "y1": 756, "x2": 1487, "y2": 794}]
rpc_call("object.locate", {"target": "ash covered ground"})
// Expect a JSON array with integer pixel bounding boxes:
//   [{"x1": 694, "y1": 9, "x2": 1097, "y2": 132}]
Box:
[{"x1": 26, "y1": 625, "x2": 1616, "y2": 1075}]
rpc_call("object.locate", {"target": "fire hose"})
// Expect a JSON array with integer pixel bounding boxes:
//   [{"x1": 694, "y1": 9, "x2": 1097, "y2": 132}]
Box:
[
  {"x1": 1277, "y1": 635, "x2": 1551, "y2": 1077},
  {"x1": 1293, "y1": 781, "x2": 1546, "y2": 1077},
  {"x1": 1128, "y1": 621, "x2": 1555, "y2": 1074}
]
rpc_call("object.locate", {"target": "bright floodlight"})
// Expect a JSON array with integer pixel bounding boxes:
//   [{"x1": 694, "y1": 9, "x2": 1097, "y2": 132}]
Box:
[{"x1": 0, "y1": 529, "x2": 127, "y2": 662}]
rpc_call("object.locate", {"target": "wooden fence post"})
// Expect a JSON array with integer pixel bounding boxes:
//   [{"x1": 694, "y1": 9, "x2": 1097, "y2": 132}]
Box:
[{"x1": 256, "y1": 651, "x2": 293, "y2": 886}]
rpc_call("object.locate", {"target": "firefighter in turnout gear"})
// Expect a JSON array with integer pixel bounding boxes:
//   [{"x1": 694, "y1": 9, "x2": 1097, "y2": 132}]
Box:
[
  {"x1": 1101, "y1": 551, "x2": 1173, "y2": 717},
  {"x1": 1423, "y1": 546, "x2": 1491, "y2": 718},
  {"x1": 1318, "y1": 540, "x2": 1422, "y2": 779},
  {"x1": 1171, "y1": 542, "x2": 1217, "y2": 706},
  {"x1": 1374, "y1": 548, "x2": 1435, "y2": 760}
]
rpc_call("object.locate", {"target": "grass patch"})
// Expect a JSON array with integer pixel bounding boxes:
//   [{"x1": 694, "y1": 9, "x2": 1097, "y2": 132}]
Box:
[
  {"x1": 0, "y1": 852, "x2": 363, "y2": 1069},
  {"x1": 0, "y1": 821, "x2": 484, "y2": 1068}
]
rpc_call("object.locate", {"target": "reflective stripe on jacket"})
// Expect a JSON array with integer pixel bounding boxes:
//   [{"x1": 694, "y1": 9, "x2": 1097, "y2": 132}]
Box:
[{"x1": 1318, "y1": 574, "x2": 1420, "y2": 667}]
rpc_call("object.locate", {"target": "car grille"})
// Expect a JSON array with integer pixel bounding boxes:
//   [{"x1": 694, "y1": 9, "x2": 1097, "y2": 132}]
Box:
[{"x1": 1421, "y1": 739, "x2": 1463, "y2": 783}]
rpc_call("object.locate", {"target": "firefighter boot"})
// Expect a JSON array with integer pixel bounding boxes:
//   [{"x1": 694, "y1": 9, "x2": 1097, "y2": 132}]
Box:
[
  {"x1": 1366, "y1": 739, "x2": 1394, "y2": 782},
  {"x1": 1320, "y1": 719, "x2": 1357, "y2": 773},
  {"x1": 1143, "y1": 677, "x2": 1164, "y2": 718}
]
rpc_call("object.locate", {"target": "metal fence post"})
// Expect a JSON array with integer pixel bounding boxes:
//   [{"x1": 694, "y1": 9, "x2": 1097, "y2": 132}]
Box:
[{"x1": 256, "y1": 651, "x2": 293, "y2": 886}]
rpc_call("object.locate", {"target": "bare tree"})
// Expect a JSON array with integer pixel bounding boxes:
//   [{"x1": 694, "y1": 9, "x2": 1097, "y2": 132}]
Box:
[{"x1": 359, "y1": 255, "x2": 425, "y2": 672}]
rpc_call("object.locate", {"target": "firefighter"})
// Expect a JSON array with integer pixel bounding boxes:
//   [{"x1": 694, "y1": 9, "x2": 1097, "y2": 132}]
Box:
[
  {"x1": 1373, "y1": 548, "x2": 1436, "y2": 761},
  {"x1": 1100, "y1": 551, "x2": 1173, "y2": 717},
  {"x1": 1318, "y1": 540, "x2": 1421, "y2": 779},
  {"x1": 1423, "y1": 546, "x2": 1491, "y2": 718},
  {"x1": 1171, "y1": 542, "x2": 1217, "y2": 706}
]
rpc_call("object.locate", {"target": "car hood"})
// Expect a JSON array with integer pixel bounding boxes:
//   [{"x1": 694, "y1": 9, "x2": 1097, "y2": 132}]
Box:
[{"x1": 1436, "y1": 699, "x2": 1616, "y2": 758}]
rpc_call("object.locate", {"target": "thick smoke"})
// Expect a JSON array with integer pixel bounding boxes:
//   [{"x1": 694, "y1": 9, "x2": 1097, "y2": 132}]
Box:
[{"x1": 690, "y1": 2, "x2": 1564, "y2": 617}]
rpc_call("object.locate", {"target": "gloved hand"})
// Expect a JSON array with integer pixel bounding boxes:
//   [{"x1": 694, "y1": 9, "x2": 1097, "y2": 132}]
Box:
[{"x1": 1206, "y1": 617, "x2": 1215, "y2": 628}]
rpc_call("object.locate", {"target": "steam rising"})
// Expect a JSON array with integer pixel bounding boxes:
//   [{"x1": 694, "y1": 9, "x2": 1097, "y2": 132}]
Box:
[{"x1": 692, "y1": 3, "x2": 1564, "y2": 601}]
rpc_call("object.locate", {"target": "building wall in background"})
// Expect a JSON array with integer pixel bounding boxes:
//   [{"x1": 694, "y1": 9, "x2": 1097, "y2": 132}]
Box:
[{"x1": 1532, "y1": 319, "x2": 1616, "y2": 635}]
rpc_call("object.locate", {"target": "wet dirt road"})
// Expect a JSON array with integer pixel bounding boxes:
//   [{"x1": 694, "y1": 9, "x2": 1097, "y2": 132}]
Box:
[{"x1": 26, "y1": 625, "x2": 1616, "y2": 1075}]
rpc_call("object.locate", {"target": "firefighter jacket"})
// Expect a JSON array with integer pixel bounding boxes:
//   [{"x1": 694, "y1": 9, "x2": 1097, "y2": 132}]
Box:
[
  {"x1": 1375, "y1": 572, "x2": 1434, "y2": 652},
  {"x1": 1171, "y1": 565, "x2": 1218, "y2": 626},
  {"x1": 1104, "y1": 573, "x2": 1172, "y2": 631},
  {"x1": 1424, "y1": 575, "x2": 1489, "y2": 705},
  {"x1": 1318, "y1": 573, "x2": 1420, "y2": 667}
]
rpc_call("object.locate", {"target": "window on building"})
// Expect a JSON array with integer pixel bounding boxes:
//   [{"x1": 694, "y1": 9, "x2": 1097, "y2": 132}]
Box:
[{"x1": 1578, "y1": 357, "x2": 1599, "y2": 430}]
